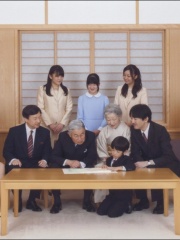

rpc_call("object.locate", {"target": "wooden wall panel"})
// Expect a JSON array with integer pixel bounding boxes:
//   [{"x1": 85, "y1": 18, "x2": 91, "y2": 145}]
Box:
[
  {"x1": 0, "y1": 134, "x2": 7, "y2": 163},
  {"x1": 0, "y1": 29, "x2": 17, "y2": 132},
  {"x1": 169, "y1": 29, "x2": 180, "y2": 131}
]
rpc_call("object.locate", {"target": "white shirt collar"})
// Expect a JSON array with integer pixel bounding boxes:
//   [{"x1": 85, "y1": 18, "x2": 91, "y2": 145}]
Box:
[
  {"x1": 85, "y1": 92, "x2": 101, "y2": 98},
  {"x1": 141, "y1": 123, "x2": 150, "y2": 138},
  {"x1": 25, "y1": 124, "x2": 36, "y2": 136}
]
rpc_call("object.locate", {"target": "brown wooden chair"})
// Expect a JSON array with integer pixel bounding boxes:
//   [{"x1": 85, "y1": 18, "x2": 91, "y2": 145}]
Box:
[{"x1": 0, "y1": 161, "x2": 5, "y2": 216}]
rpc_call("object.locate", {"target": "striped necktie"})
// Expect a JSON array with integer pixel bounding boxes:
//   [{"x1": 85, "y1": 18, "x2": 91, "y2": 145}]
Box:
[
  {"x1": 27, "y1": 130, "x2": 33, "y2": 158},
  {"x1": 142, "y1": 132, "x2": 148, "y2": 143}
]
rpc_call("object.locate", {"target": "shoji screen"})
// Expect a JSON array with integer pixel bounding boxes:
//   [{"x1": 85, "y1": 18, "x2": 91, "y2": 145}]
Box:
[
  {"x1": 21, "y1": 30, "x2": 164, "y2": 122},
  {"x1": 21, "y1": 33, "x2": 54, "y2": 106}
]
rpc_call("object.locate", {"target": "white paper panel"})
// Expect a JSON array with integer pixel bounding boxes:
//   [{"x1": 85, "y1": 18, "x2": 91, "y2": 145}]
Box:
[
  {"x1": 48, "y1": 1, "x2": 136, "y2": 24},
  {"x1": 0, "y1": 1, "x2": 44, "y2": 24},
  {"x1": 139, "y1": 1, "x2": 180, "y2": 24}
]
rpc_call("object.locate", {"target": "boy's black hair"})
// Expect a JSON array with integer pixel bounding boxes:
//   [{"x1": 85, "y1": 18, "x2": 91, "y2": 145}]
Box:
[{"x1": 111, "y1": 136, "x2": 129, "y2": 152}]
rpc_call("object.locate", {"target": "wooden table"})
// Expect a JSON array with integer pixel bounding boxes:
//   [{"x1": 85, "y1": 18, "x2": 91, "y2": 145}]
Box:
[{"x1": 1, "y1": 168, "x2": 180, "y2": 235}]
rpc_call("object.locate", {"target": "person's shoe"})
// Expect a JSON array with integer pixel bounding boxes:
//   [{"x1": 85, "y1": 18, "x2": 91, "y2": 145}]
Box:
[
  {"x1": 133, "y1": 200, "x2": 149, "y2": 211},
  {"x1": 26, "y1": 200, "x2": 42, "y2": 212},
  {"x1": 153, "y1": 202, "x2": 164, "y2": 214},
  {"x1": 125, "y1": 203, "x2": 133, "y2": 214},
  {"x1": 82, "y1": 202, "x2": 96, "y2": 212},
  {"x1": 50, "y1": 204, "x2": 62, "y2": 214}
]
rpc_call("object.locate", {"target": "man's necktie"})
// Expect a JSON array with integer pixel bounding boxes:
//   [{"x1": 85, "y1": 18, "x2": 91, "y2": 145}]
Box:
[
  {"x1": 27, "y1": 130, "x2": 33, "y2": 158},
  {"x1": 142, "y1": 132, "x2": 148, "y2": 143},
  {"x1": 111, "y1": 159, "x2": 117, "y2": 166}
]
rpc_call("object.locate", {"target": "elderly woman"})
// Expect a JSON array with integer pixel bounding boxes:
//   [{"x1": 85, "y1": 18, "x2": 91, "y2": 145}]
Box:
[
  {"x1": 97, "y1": 103, "x2": 130, "y2": 164},
  {"x1": 95, "y1": 104, "x2": 131, "y2": 204}
]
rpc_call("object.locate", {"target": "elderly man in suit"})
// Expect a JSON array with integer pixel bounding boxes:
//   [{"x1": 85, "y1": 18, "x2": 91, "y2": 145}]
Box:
[
  {"x1": 49, "y1": 119, "x2": 98, "y2": 214},
  {"x1": 3, "y1": 105, "x2": 52, "y2": 212},
  {"x1": 130, "y1": 104, "x2": 180, "y2": 214}
]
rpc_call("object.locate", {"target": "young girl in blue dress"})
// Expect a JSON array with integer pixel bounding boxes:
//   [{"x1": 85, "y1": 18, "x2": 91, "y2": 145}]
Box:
[{"x1": 77, "y1": 73, "x2": 109, "y2": 136}]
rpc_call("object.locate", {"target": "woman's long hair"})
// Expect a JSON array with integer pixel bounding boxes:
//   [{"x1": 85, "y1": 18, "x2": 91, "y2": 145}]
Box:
[
  {"x1": 43, "y1": 65, "x2": 68, "y2": 96},
  {"x1": 121, "y1": 64, "x2": 142, "y2": 98}
]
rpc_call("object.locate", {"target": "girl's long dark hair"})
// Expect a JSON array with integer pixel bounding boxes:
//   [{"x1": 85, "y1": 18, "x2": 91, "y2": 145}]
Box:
[
  {"x1": 121, "y1": 64, "x2": 142, "y2": 98},
  {"x1": 43, "y1": 65, "x2": 68, "y2": 96}
]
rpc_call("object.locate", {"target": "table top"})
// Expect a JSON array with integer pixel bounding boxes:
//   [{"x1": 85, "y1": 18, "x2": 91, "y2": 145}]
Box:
[{"x1": 1, "y1": 168, "x2": 179, "y2": 183}]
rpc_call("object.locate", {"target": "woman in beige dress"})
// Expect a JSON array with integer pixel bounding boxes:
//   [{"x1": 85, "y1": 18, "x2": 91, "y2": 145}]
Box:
[
  {"x1": 114, "y1": 64, "x2": 148, "y2": 127},
  {"x1": 37, "y1": 65, "x2": 73, "y2": 147},
  {"x1": 97, "y1": 103, "x2": 130, "y2": 164}
]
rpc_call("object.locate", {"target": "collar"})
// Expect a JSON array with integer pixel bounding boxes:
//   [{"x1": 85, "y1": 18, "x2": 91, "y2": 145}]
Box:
[
  {"x1": 85, "y1": 92, "x2": 101, "y2": 98},
  {"x1": 25, "y1": 124, "x2": 36, "y2": 135}
]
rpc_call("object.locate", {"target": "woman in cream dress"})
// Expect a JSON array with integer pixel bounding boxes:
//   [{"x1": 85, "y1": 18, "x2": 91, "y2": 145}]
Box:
[
  {"x1": 97, "y1": 103, "x2": 130, "y2": 163},
  {"x1": 37, "y1": 65, "x2": 73, "y2": 147},
  {"x1": 95, "y1": 103, "x2": 130, "y2": 203},
  {"x1": 114, "y1": 64, "x2": 148, "y2": 127}
]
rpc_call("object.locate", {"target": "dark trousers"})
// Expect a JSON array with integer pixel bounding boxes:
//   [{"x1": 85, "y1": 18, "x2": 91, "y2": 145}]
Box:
[
  {"x1": 52, "y1": 189, "x2": 93, "y2": 205},
  {"x1": 6, "y1": 164, "x2": 41, "y2": 201},
  {"x1": 135, "y1": 189, "x2": 163, "y2": 203},
  {"x1": 97, "y1": 194, "x2": 128, "y2": 218}
]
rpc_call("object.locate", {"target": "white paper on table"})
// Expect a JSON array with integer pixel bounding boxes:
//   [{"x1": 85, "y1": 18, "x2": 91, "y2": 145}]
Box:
[{"x1": 62, "y1": 168, "x2": 118, "y2": 174}]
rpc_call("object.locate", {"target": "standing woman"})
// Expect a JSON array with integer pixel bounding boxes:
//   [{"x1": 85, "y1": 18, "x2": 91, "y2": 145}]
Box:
[
  {"x1": 77, "y1": 73, "x2": 109, "y2": 136},
  {"x1": 114, "y1": 64, "x2": 148, "y2": 127},
  {"x1": 37, "y1": 65, "x2": 73, "y2": 147}
]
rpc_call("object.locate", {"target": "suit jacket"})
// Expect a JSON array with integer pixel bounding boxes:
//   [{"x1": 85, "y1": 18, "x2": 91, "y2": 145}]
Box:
[
  {"x1": 3, "y1": 123, "x2": 52, "y2": 167},
  {"x1": 50, "y1": 130, "x2": 98, "y2": 168},
  {"x1": 130, "y1": 121, "x2": 180, "y2": 176},
  {"x1": 106, "y1": 155, "x2": 135, "y2": 200}
]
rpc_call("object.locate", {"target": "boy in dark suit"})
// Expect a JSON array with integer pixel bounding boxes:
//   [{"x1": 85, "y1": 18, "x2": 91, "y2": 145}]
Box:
[
  {"x1": 97, "y1": 136, "x2": 135, "y2": 218},
  {"x1": 130, "y1": 104, "x2": 180, "y2": 214},
  {"x1": 3, "y1": 105, "x2": 52, "y2": 212}
]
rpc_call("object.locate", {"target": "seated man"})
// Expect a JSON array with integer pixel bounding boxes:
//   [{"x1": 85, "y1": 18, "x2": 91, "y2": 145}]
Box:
[
  {"x1": 130, "y1": 104, "x2": 180, "y2": 214},
  {"x1": 50, "y1": 119, "x2": 98, "y2": 214},
  {"x1": 3, "y1": 105, "x2": 52, "y2": 212}
]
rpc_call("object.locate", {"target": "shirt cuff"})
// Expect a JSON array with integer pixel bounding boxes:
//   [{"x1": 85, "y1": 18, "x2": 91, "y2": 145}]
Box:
[
  {"x1": 80, "y1": 162, "x2": 86, "y2": 168},
  {"x1": 9, "y1": 159, "x2": 16, "y2": 165},
  {"x1": 63, "y1": 159, "x2": 68, "y2": 166}
]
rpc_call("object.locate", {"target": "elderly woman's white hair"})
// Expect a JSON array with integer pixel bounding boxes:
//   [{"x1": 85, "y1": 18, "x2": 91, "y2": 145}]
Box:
[
  {"x1": 104, "y1": 103, "x2": 122, "y2": 117},
  {"x1": 68, "y1": 119, "x2": 85, "y2": 133}
]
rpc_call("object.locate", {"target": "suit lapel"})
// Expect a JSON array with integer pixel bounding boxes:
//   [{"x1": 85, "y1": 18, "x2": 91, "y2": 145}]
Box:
[
  {"x1": 20, "y1": 124, "x2": 29, "y2": 156},
  {"x1": 147, "y1": 123, "x2": 154, "y2": 144},
  {"x1": 33, "y1": 128, "x2": 41, "y2": 155}
]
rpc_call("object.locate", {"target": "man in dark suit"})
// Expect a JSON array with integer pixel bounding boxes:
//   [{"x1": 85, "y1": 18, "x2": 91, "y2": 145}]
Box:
[
  {"x1": 130, "y1": 104, "x2": 180, "y2": 214},
  {"x1": 49, "y1": 119, "x2": 98, "y2": 214},
  {"x1": 3, "y1": 105, "x2": 52, "y2": 212}
]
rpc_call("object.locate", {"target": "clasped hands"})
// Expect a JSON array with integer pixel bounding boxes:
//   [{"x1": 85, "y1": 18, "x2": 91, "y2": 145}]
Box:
[
  {"x1": 66, "y1": 159, "x2": 81, "y2": 168},
  {"x1": 49, "y1": 123, "x2": 64, "y2": 134}
]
